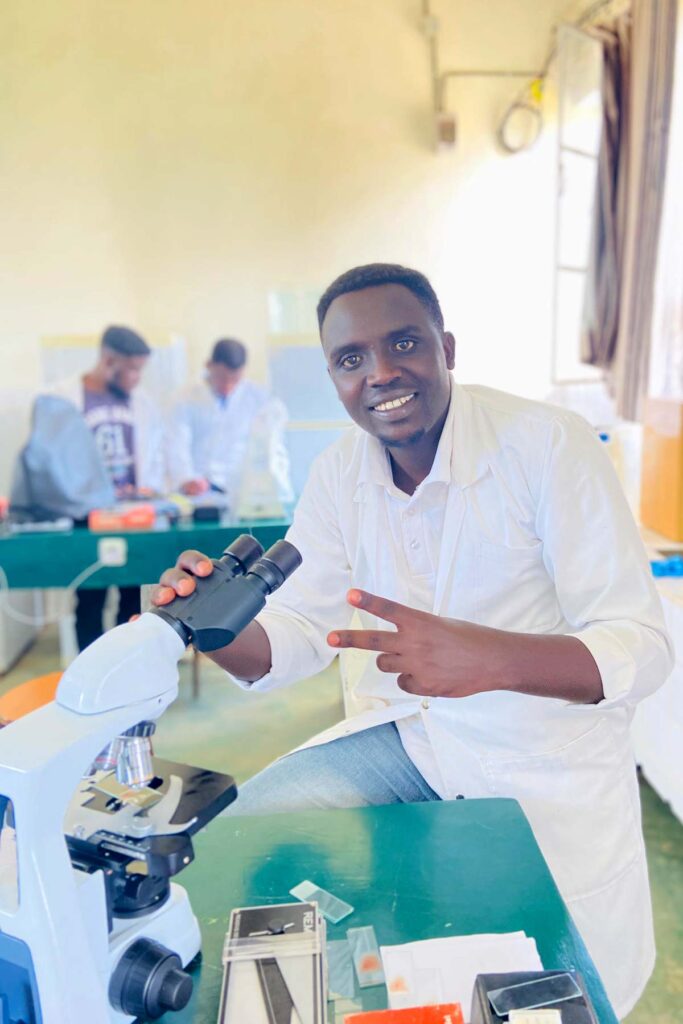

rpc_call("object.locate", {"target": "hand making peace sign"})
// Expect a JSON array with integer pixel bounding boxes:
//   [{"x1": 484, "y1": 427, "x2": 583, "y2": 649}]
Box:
[{"x1": 327, "y1": 588, "x2": 511, "y2": 699}]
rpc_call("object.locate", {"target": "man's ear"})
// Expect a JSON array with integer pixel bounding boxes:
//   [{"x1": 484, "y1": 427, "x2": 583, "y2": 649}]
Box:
[
  {"x1": 101, "y1": 350, "x2": 117, "y2": 375},
  {"x1": 443, "y1": 332, "x2": 456, "y2": 371}
]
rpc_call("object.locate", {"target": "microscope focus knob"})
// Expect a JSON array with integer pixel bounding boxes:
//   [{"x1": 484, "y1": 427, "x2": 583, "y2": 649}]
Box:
[{"x1": 110, "y1": 938, "x2": 193, "y2": 1019}]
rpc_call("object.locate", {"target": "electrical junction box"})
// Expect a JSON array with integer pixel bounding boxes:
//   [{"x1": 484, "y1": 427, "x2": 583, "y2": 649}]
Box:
[{"x1": 97, "y1": 537, "x2": 128, "y2": 567}]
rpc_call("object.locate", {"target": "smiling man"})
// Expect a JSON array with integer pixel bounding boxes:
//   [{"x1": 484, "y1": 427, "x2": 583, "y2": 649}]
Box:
[{"x1": 153, "y1": 263, "x2": 672, "y2": 1018}]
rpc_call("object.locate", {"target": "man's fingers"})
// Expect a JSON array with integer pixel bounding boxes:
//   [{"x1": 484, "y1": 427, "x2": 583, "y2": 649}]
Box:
[
  {"x1": 153, "y1": 550, "x2": 214, "y2": 606},
  {"x1": 151, "y1": 583, "x2": 182, "y2": 606},
  {"x1": 376, "y1": 653, "x2": 403, "y2": 674},
  {"x1": 158, "y1": 567, "x2": 197, "y2": 596},
  {"x1": 347, "y1": 589, "x2": 411, "y2": 626},
  {"x1": 175, "y1": 549, "x2": 214, "y2": 576},
  {"x1": 397, "y1": 673, "x2": 420, "y2": 693},
  {"x1": 327, "y1": 629, "x2": 402, "y2": 652}
]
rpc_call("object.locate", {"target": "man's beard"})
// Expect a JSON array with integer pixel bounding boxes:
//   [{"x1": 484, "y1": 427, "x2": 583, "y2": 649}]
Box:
[
  {"x1": 379, "y1": 427, "x2": 426, "y2": 449},
  {"x1": 108, "y1": 378, "x2": 130, "y2": 401}
]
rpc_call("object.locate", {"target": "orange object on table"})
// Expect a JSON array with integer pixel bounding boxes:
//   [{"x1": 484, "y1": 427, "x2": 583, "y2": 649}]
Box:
[
  {"x1": 88, "y1": 504, "x2": 156, "y2": 532},
  {"x1": 641, "y1": 398, "x2": 683, "y2": 541},
  {"x1": 344, "y1": 1004, "x2": 464, "y2": 1024}
]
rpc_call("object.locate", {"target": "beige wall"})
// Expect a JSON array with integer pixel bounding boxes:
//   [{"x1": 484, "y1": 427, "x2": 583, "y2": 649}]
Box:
[{"x1": 1, "y1": 0, "x2": 570, "y2": 423}]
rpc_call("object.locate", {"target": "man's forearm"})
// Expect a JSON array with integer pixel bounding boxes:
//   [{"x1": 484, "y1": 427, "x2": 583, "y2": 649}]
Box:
[
  {"x1": 498, "y1": 631, "x2": 603, "y2": 704},
  {"x1": 328, "y1": 590, "x2": 606, "y2": 703},
  {"x1": 206, "y1": 620, "x2": 272, "y2": 683}
]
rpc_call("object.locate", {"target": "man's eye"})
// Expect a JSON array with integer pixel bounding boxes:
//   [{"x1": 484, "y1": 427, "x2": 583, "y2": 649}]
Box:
[
  {"x1": 340, "y1": 354, "x2": 361, "y2": 369},
  {"x1": 394, "y1": 339, "x2": 416, "y2": 352}
]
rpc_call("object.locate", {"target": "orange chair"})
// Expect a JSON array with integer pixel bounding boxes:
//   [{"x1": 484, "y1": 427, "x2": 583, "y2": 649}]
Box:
[{"x1": 0, "y1": 671, "x2": 62, "y2": 723}]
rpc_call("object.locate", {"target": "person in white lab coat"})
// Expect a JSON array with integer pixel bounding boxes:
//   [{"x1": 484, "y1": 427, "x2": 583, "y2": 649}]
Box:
[
  {"x1": 49, "y1": 325, "x2": 166, "y2": 649},
  {"x1": 153, "y1": 264, "x2": 673, "y2": 1018},
  {"x1": 168, "y1": 338, "x2": 291, "y2": 505}
]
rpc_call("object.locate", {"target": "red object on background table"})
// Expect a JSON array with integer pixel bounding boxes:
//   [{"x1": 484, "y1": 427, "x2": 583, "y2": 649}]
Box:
[
  {"x1": 344, "y1": 1005, "x2": 464, "y2": 1024},
  {"x1": 88, "y1": 504, "x2": 156, "y2": 531}
]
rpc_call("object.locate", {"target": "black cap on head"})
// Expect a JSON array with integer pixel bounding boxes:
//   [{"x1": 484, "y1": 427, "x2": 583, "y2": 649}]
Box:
[
  {"x1": 317, "y1": 263, "x2": 445, "y2": 333},
  {"x1": 102, "y1": 325, "x2": 151, "y2": 357},
  {"x1": 210, "y1": 338, "x2": 247, "y2": 370}
]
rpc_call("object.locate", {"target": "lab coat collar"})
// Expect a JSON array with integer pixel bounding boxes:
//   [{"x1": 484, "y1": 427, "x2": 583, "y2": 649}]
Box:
[{"x1": 353, "y1": 377, "x2": 490, "y2": 501}]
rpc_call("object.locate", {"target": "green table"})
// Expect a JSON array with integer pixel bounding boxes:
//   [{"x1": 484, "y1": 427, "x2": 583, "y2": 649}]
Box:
[
  {"x1": 0, "y1": 520, "x2": 290, "y2": 590},
  {"x1": 165, "y1": 799, "x2": 617, "y2": 1023}
]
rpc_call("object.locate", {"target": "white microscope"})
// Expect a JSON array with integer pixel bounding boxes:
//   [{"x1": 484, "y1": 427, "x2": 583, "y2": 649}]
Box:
[{"x1": 0, "y1": 535, "x2": 301, "y2": 1024}]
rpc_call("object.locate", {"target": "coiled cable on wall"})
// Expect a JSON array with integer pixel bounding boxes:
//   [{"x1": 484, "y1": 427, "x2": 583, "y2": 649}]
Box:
[
  {"x1": 496, "y1": 81, "x2": 545, "y2": 154},
  {"x1": 494, "y1": 0, "x2": 629, "y2": 154}
]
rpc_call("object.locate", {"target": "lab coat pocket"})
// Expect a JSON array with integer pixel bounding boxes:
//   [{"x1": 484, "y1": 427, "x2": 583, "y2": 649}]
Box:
[
  {"x1": 483, "y1": 718, "x2": 641, "y2": 902},
  {"x1": 476, "y1": 539, "x2": 559, "y2": 631}
]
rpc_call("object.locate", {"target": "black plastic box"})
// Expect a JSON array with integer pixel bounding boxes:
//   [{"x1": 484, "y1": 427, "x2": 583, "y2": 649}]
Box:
[{"x1": 470, "y1": 970, "x2": 599, "y2": 1024}]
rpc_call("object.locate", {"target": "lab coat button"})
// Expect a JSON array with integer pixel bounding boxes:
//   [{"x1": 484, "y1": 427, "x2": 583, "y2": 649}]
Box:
[
  {"x1": 421, "y1": 697, "x2": 430, "y2": 710},
  {"x1": 410, "y1": 539, "x2": 420, "y2": 550}
]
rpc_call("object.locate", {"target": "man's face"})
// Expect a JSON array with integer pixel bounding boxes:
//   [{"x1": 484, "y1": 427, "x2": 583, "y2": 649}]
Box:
[
  {"x1": 207, "y1": 362, "x2": 243, "y2": 398},
  {"x1": 105, "y1": 353, "x2": 148, "y2": 396},
  {"x1": 321, "y1": 284, "x2": 455, "y2": 448}
]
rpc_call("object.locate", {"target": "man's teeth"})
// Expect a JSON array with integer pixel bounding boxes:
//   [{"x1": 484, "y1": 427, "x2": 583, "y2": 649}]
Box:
[{"x1": 373, "y1": 394, "x2": 416, "y2": 412}]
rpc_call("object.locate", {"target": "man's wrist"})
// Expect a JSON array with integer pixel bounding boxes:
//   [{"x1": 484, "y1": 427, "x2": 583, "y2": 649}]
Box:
[
  {"x1": 489, "y1": 630, "x2": 604, "y2": 703},
  {"x1": 489, "y1": 627, "x2": 525, "y2": 693}
]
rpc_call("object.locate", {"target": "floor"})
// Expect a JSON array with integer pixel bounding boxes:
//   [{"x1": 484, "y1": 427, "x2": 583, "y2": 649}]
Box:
[{"x1": 2, "y1": 626, "x2": 682, "y2": 1022}]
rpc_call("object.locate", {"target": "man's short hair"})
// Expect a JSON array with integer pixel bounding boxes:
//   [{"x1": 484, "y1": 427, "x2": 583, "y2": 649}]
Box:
[
  {"x1": 316, "y1": 263, "x2": 445, "y2": 332},
  {"x1": 210, "y1": 338, "x2": 247, "y2": 370},
  {"x1": 102, "y1": 325, "x2": 151, "y2": 357}
]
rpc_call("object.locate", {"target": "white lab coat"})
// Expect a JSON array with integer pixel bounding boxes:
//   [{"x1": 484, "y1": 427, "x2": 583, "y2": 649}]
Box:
[
  {"x1": 245, "y1": 382, "x2": 673, "y2": 1019},
  {"x1": 167, "y1": 380, "x2": 292, "y2": 502},
  {"x1": 46, "y1": 376, "x2": 166, "y2": 493}
]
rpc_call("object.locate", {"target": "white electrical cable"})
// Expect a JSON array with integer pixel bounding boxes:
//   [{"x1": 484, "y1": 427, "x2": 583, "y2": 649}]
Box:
[{"x1": 0, "y1": 561, "x2": 104, "y2": 627}]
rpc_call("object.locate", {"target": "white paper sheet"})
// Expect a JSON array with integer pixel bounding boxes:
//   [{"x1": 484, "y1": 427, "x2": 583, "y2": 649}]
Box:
[{"x1": 380, "y1": 931, "x2": 543, "y2": 1012}]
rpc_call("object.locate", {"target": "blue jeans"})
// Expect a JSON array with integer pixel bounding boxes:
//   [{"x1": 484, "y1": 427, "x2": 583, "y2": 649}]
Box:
[{"x1": 224, "y1": 722, "x2": 441, "y2": 816}]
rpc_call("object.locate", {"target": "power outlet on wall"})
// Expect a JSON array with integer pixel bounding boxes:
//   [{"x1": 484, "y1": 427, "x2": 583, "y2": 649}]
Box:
[{"x1": 97, "y1": 537, "x2": 128, "y2": 567}]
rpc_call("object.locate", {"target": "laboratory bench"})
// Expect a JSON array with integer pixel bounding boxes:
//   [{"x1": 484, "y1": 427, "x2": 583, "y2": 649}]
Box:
[{"x1": 163, "y1": 798, "x2": 617, "y2": 1023}]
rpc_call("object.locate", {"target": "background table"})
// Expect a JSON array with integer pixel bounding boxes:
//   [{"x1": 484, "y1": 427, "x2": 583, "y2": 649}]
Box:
[
  {"x1": 162, "y1": 798, "x2": 617, "y2": 1023},
  {"x1": 0, "y1": 519, "x2": 291, "y2": 590}
]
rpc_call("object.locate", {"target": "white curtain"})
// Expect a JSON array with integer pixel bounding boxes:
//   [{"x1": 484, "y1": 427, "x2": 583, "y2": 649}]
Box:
[{"x1": 648, "y1": 0, "x2": 683, "y2": 399}]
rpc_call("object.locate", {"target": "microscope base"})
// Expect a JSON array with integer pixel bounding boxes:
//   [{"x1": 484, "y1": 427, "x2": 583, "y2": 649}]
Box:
[{"x1": 108, "y1": 882, "x2": 201, "y2": 1024}]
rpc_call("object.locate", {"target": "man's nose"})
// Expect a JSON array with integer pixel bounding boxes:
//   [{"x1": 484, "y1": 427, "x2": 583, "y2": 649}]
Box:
[{"x1": 366, "y1": 353, "x2": 400, "y2": 387}]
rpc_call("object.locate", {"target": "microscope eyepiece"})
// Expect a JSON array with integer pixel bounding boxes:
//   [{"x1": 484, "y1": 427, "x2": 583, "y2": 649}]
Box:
[
  {"x1": 220, "y1": 535, "x2": 264, "y2": 574},
  {"x1": 247, "y1": 540, "x2": 303, "y2": 593}
]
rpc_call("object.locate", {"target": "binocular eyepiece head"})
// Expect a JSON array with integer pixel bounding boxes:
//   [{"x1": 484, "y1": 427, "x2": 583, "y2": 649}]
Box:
[{"x1": 153, "y1": 534, "x2": 303, "y2": 652}]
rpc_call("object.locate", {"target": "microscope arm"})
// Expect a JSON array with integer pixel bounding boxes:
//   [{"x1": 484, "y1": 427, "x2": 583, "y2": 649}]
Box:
[{"x1": 58, "y1": 613, "x2": 186, "y2": 715}]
